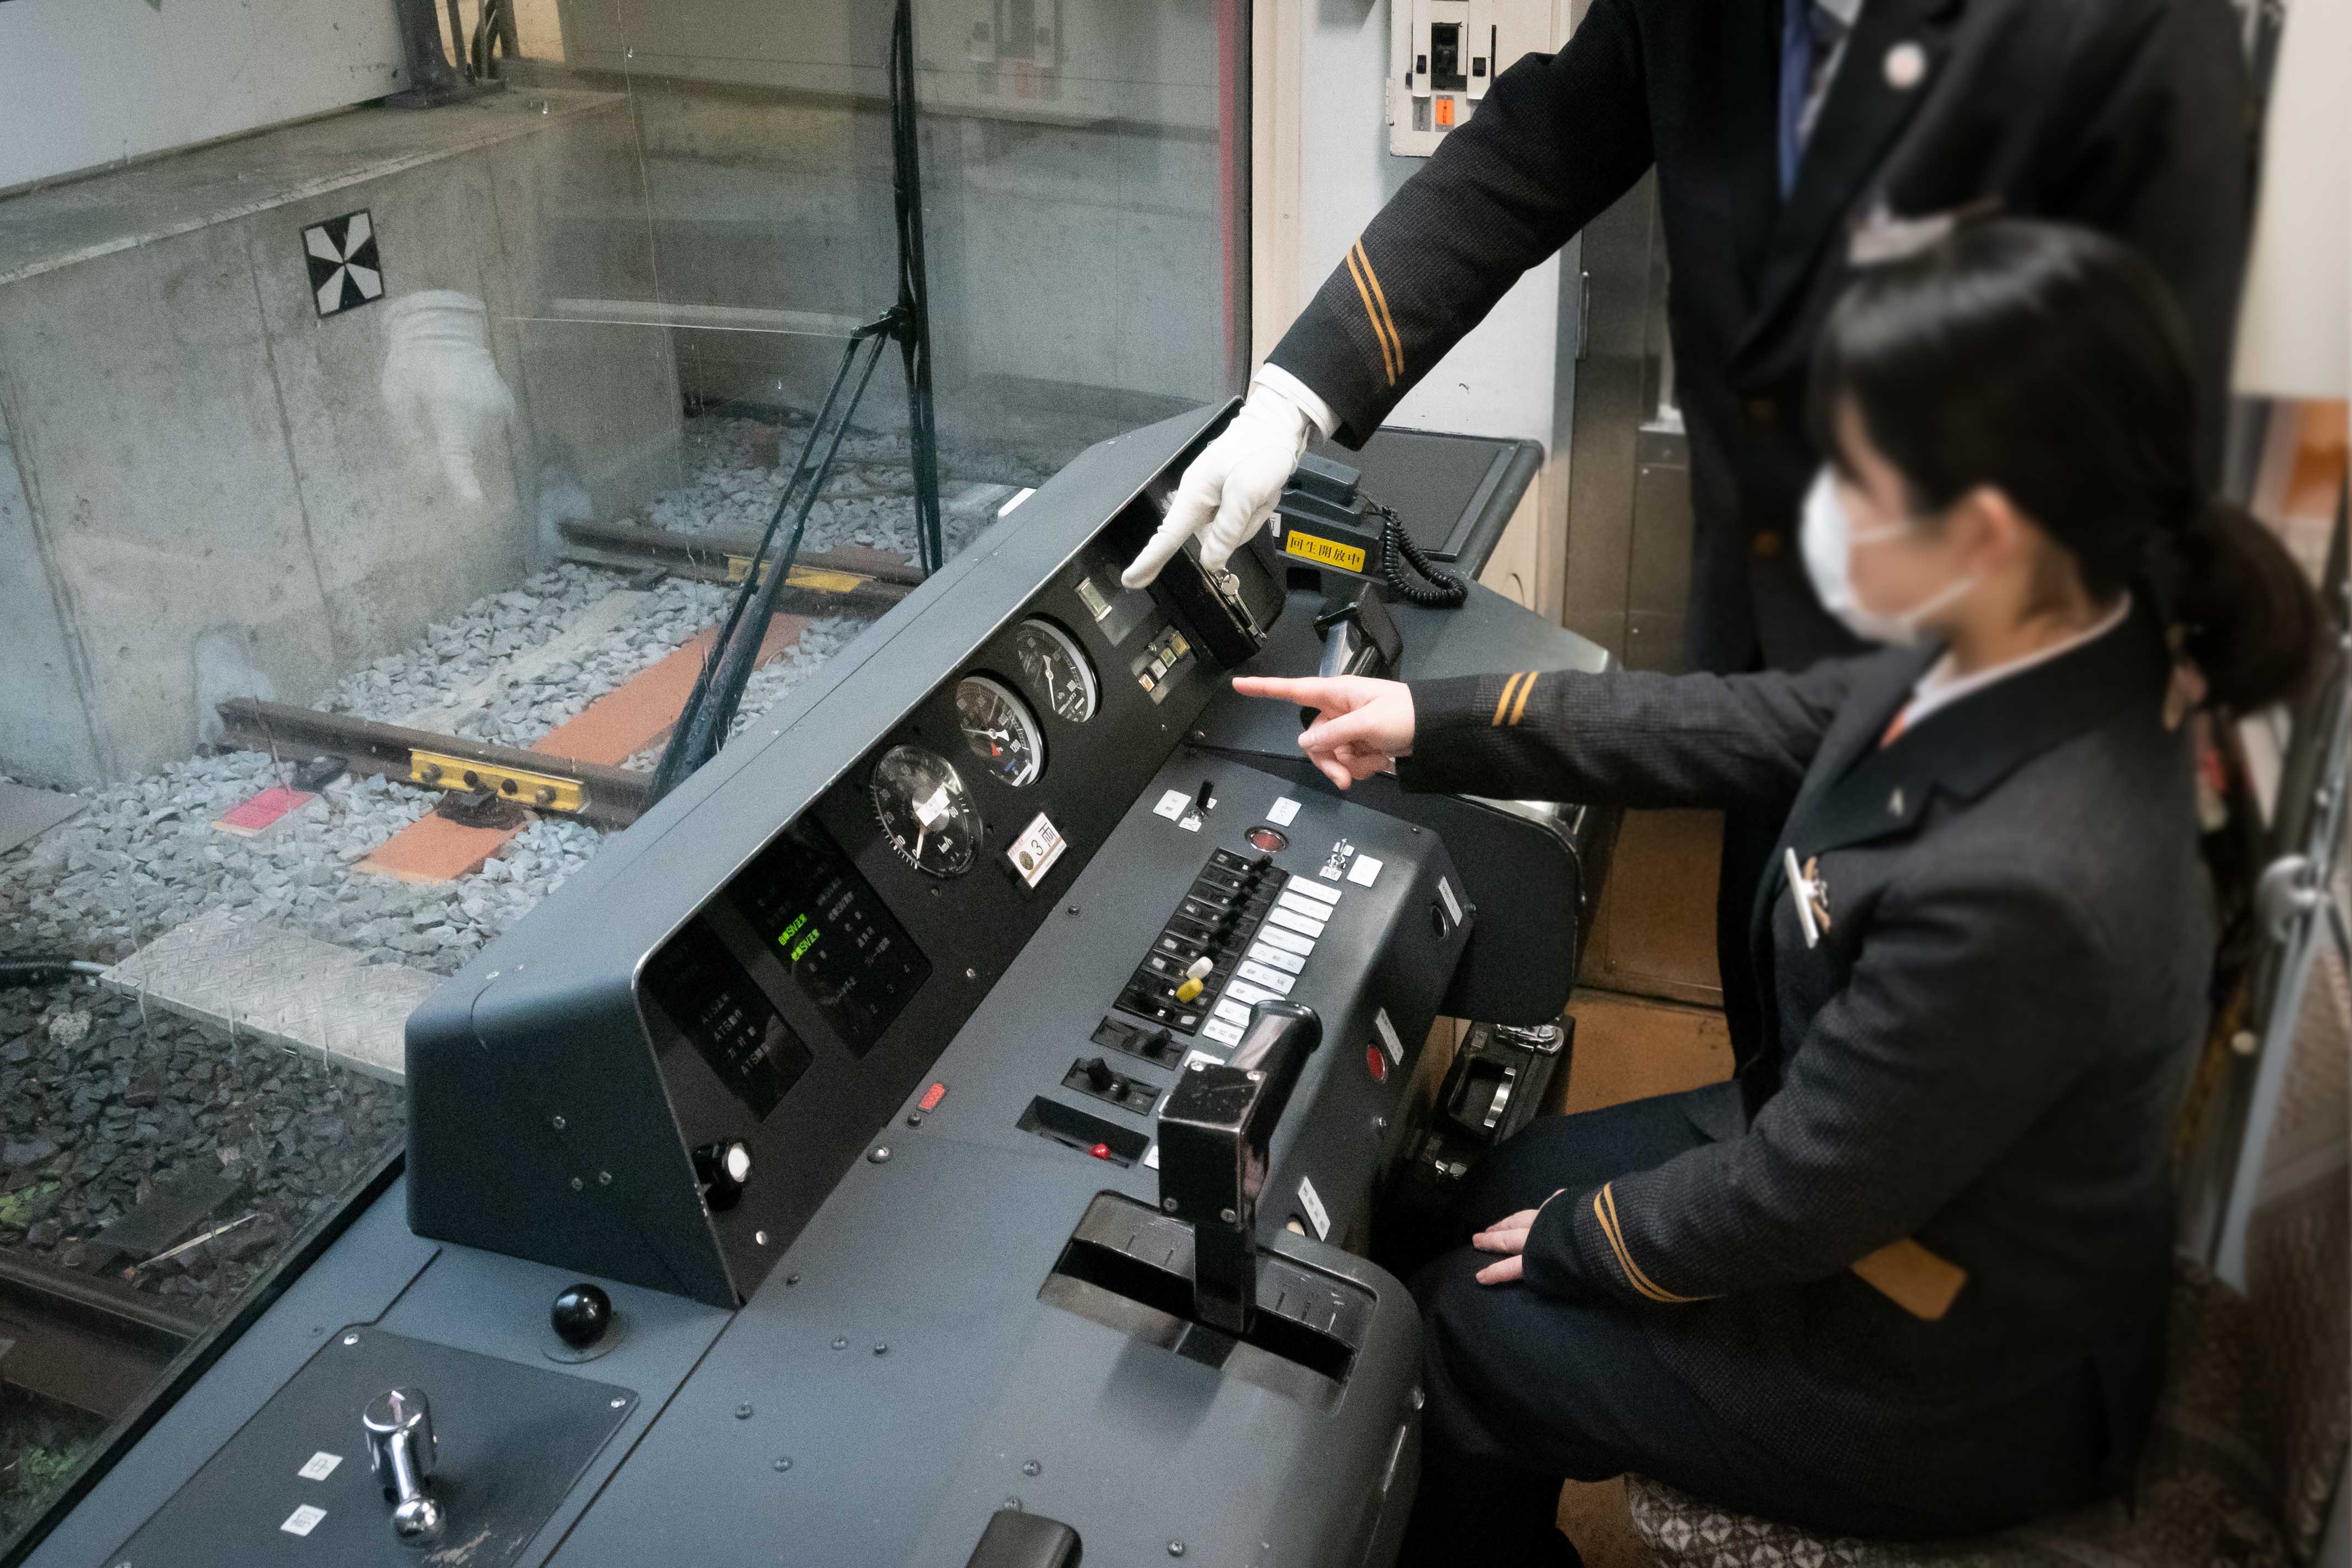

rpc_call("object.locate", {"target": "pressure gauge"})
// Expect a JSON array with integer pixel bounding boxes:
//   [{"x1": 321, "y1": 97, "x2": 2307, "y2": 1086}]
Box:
[
  {"x1": 870, "y1": 745, "x2": 981, "y2": 878},
  {"x1": 1012, "y1": 617, "x2": 1099, "y2": 723},
  {"x1": 955, "y1": 674, "x2": 1045, "y2": 787}
]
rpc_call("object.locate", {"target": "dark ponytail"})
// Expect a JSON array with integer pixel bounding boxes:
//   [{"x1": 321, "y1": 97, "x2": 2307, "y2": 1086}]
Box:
[{"x1": 1810, "y1": 219, "x2": 2322, "y2": 713}]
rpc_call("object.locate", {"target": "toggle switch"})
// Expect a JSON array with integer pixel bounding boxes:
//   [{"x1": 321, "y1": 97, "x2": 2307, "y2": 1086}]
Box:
[
  {"x1": 1064, "y1": 1056, "x2": 1161, "y2": 1116},
  {"x1": 362, "y1": 1387, "x2": 444, "y2": 1548}
]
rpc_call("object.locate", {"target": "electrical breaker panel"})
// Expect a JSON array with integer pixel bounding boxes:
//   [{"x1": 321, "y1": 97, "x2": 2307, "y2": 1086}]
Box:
[{"x1": 1389, "y1": 0, "x2": 1570, "y2": 157}]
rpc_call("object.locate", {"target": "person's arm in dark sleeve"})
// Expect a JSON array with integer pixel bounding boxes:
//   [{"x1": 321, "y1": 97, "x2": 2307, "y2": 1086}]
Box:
[
  {"x1": 1268, "y1": 0, "x2": 1655, "y2": 445},
  {"x1": 1517, "y1": 860, "x2": 2109, "y2": 1306},
  {"x1": 1393, "y1": 657, "x2": 1864, "y2": 814},
  {"x1": 2036, "y1": 0, "x2": 2253, "y2": 478}
]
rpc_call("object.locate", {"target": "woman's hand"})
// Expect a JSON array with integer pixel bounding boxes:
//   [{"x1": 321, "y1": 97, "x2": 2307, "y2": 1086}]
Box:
[
  {"x1": 1469, "y1": 1189, "x2": 1565, "y2": 1285},
  {"x1": 1230, "y1": 675, "x2": 1415, "y2": 791}
]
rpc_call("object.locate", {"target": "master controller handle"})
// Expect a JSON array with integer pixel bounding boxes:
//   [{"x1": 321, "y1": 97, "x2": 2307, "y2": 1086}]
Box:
[
  {"x1": 362, "y1": 1386, "x2": 444, "y2": 1548},
  {"x1": 1156, "y1": 1001, "x2": 1322, "y2": 1336},
  {"x1": 552, "y1": 1282, "x2": 614, "y2": 1349}
]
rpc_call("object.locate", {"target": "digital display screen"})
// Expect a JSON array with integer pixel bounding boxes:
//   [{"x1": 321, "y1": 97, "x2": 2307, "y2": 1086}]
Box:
[
  {"x1": 642, "y1": 918, "x2": 813, "y2": 1120},
  {"x1": 736, "y1": 822, "x2": 931, "y2": 1058}
]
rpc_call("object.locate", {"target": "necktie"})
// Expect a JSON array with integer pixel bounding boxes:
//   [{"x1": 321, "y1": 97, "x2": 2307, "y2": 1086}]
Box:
[{"x1": 1778, "y1": 0, "x2": 1862, "y2": 194}]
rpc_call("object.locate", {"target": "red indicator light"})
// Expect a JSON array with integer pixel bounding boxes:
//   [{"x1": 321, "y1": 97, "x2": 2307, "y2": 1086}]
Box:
[
  {"x1": 918, "y1": 1081, "x2": 948, "y2": 1112},
  {"x1": 1088, "y1": 1142, "x2": 1113, "y2": 1161},
  {"x1": 1365, "y1": 1045, "x2": 1388, "y2": 1084}
]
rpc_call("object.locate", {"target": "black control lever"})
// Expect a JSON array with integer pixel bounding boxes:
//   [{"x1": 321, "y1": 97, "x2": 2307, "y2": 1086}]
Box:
[
  {"x1": 1156, "y1": 1001, "x2": 1322, "y2": 1335},
  {"x1": 1304, "y1": 584, "x2": 1403, "y2": 727}
]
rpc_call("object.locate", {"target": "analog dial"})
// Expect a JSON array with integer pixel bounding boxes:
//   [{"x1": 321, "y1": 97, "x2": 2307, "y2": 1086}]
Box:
[
  {"x1": 955, "y1": 674, "x2": 1045, "y2": 787},
  {"x1": 870, "y1": 745, "x2": 981, "y2": 878},
  {"x1": 1012, "y1": 617, "x2": 1099, "y2": 723}
]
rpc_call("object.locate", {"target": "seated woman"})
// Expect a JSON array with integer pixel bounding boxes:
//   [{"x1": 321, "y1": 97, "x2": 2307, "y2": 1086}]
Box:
[{"x1": 1234, "y1": 220, "x2": 2320, "y2": 1564}]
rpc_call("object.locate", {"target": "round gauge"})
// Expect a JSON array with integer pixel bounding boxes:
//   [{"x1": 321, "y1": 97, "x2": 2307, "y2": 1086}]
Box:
[
  {"x1": 955, "y1": 674, "x2": 1046, "y2": 787},
  {"x1": 870, "y1": 745, "x2": 982, "y2": 878},
  {"x1": 1012, "y1": 618, "x2": 1100, "y2": 723}
]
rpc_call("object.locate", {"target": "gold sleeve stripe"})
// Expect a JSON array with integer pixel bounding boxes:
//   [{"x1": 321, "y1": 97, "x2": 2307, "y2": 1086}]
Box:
[
  {"x1": 1344, "y1": 245, "x2": 1401, "y2": 386},
  {"x1": 1492, "y1": 673, "x2": 1525, "y2": 726},
  {"x1": 1508, "y1": 672, "x2": 1537, "y2": 725},
  {"x1": 1353, "y1": 241, "x2": 1407, "y2": 385},
  {"x1": 1595, "y1": 1183, "x2": 1708, "y2": 1303}
]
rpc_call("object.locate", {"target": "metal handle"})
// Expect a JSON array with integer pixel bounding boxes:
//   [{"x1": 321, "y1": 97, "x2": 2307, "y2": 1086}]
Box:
[{"x1": 362, "y1": 1387, "x2": 445, "y2": 1548}]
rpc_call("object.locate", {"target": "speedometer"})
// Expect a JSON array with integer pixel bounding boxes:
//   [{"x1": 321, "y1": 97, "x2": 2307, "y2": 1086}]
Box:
[
  {"x1": 955, "y1": 674, "x2": 1045, "y2": 786},
  {"x1": 870, "y1": 745, "x2": 981, "y2": 878},
  {"x1": 1012, "y1": 618, "x2": 1099, "y2": 723}
]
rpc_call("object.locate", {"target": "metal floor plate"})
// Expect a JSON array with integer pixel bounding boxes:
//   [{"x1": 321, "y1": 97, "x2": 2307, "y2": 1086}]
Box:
[{"x1": 99, "y1": 910, "x2": 435, "y2": 1082}]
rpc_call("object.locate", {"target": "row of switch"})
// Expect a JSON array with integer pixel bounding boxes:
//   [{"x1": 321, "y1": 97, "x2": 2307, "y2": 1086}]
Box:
[
  {"x1": 1117, "y1": 847, "x2": 1288, "y2": 1033},
  {"x1": 1199, "y1": 874, "x2": 1341, "y2": 1047}
]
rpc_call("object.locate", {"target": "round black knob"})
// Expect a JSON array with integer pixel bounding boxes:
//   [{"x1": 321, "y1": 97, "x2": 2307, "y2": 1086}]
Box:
[
  {"x1": 551, "y1": 1283, "x2": 613, "y2": 1349},
  {"x1": 693, "y1": 1139, "x2": 752, "y2": 1211},
  {"x1": 1083, "y1": 1057, "x2": 1116, "y2": 1093}
]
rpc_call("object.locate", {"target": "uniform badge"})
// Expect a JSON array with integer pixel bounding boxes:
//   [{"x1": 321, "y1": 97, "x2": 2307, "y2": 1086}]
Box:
[{"x1": 1784, "y1": 847, "x2": 1833, "y2": 949}]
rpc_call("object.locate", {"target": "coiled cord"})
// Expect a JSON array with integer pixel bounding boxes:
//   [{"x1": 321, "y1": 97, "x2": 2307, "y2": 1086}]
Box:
[{"x1": 1369, "y1": 500, "x2": 1470, "y2": 608}]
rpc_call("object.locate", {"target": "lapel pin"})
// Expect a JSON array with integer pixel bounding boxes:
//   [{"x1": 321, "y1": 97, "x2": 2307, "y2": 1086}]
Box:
[
  {"x1": 1884, "y1": 41, "x2": 1927, "y2": 90},
  {"x1": 1889, "y1": 786, "x2": 1906, "y2": 817}
]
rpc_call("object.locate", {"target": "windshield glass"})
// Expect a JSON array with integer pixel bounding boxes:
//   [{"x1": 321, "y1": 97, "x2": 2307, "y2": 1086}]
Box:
[{"x1": 0, "y1": 0, "x2": 1236, "y2": 1548}]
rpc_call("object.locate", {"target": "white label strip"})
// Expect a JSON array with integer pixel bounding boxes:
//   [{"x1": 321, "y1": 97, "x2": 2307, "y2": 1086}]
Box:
[
  {"x1": 281, "y1": 1505, "x2": 328, "y2": 1537},
  {"x1": 1267, "y1": 906, "x2": 1327, "y2": 939},
  {"x1": 1007, "y1": 811, "x2": 1067, "y2": 888},
  {"x1": 1277, "y1": 888, "x2": 1333, "y2": 918},
  {"x1": 1284, "y1": 877, "x2": 1342, "y2": 906},
  {"x1": 1297, "y1": 1176, "x2": 1331, "y2": 1240},
  {"x1": 1247, "y1": 941, "x2": 1305, "y2": 974},
  {"x1": 1437, "y1": 876, "x2": 1463, "y2": 926},
  {"x1": 1224, "y1": 978, "x2": 1277, "y2": 1007},
  {"x1": 1374, "y1": 1007, "x2": 1404, "y2": 1066},
  {"x1": 1257, "y1": 924, "x2": 1315, "y2": 956},
  {"x1": 1213, "y1": 998, "x2": 1253, "y2": 1027},
  {"x1": 1236, "y1": 961, "x2": 1294, "y2": 995},
  {"x1": 1200, "y1": 1018, "x2": 1245, "y2": 1048},
  {"x1": 297, "y1": 1451, "x2": 343, "y2": 1482},
  {"x1": 1153, "y1": 789, "x2": 1189, "y2": 821},
  {"x1": 1268, "y1": 796, "x2": 1301, "y2": 825},
  {"x1": 1347, "y1": 854, "x2": 1385, "y2": 887}
]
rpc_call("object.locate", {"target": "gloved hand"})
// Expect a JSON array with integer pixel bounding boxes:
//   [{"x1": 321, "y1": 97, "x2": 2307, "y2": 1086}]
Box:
[
  {"x1": 1121, "y1": 380, "x2": 1315, "y2": 588},
  {"x1": 380, "y1": 290, "x2": 518, "y2": 507}
]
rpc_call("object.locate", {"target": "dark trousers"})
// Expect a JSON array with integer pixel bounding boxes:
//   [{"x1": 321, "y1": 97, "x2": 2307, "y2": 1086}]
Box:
[{"x1": 1394, "y1": 1089, "x2": 2091, "y2": 1567}]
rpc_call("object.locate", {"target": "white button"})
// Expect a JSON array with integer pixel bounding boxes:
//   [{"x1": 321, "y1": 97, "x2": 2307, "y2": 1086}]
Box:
[
  {"x1": 1247, "y1": 942, "x2": 1305, "y2": 974},
  {"x1": 1236, "y1": 961, "x2": 1294, "y2": 995},
  {"x1": 1257, "y1": 924, "x2": 1315, "y2": 956},
  {"x1": 1214, "y1": 998, "x2": 1253, "y2": 1027},
  {"x1": 1200, "y1": 1018, "x2": 1244, "y2": 1047},
  {"x1": 1284, "y1": 877, "x2": 1342, "y2": 906},
  {"x1": 1225, "y1": 978, "x2": 1277, "y2": 1007},
  {"x1": 1268, "y1": 906, "x2": 1327, "y2": 939},
  {"x1": 1346, "y1": 855, "x2": 1384, "y2": 887},
  {"x1": 1268, "y1": 796, "x2": 1302, "y2": 825},
  {"x1": 1278, "y1": 888, "x2": 1333, "y2": 918},
  {"x1": 1153, "y1": 789, "x2": 1189, "y2": 820}
]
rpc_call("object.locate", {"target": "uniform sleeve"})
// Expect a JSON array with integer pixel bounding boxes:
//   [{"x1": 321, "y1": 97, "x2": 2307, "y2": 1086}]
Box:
[
  {"x1": 1392, "y1": 659, "x2": 1865, "y2": 814},
  {"x1": 1517, "y1": 862, "x2": 2111, "y2": 1307},
  {"x1": 1265, "y1": 0, "x2": 1654, "y2": 445},
  {"x1": 2036, "y1": 0, "x2": 2253, "y2": 480}
]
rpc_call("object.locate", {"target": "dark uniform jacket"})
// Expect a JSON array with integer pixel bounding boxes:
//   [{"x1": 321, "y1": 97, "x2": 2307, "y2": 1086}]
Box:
[
  {"x1": 1396, "y1": 603, "x2": 2212, "y2": 1491},
  {"x1": 1271, "y1": 0, "x2": 2251, "y2": 672}
]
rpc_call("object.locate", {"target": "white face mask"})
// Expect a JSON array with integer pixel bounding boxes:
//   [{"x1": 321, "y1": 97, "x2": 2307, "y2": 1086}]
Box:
[{"x1": 1799, "y1": 467, "x2": 1976, "y2": 647}]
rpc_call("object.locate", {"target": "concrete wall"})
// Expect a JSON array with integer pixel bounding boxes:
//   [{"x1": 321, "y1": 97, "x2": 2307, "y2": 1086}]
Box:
[
  {"x1": 0, "y1": 92, "x2": 682, "y2": 787},
  {"x1": 0, "y1": 0, "x2": 406, "y2": 193}
]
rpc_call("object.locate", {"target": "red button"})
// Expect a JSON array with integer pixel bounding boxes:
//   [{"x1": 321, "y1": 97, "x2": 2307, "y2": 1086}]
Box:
[
  {"x1": 1365, "y1": 1045, "x2": 1388, "y2": 1083},
  {"x1": 917, "y1": 1081, "x2": 948, "y2": 1112},
  {"x1": 1088, "y1": 1142, "x2": 1113, "y2": 1161}
]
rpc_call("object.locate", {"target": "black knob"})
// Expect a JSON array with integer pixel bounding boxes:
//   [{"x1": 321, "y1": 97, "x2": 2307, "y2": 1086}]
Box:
[
  {"x1": 693, "y1": 1139, "x2": 752, "y2": 1211},
  {"x1": 551, "y1": 1283, "x2": 612, "y2": 1349},
  {"x1": 1083, "y1": 1057, "x2": 1116, "y2": 1093}
]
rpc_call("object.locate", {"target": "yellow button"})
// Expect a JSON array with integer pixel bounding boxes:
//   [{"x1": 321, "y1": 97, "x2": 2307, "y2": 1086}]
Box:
[{"x1": 1175, "y1": 977, "x2": 1205, "y2": 1003}]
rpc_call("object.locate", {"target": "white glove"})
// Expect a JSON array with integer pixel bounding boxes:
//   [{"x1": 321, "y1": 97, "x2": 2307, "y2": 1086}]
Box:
[
  {"x1": 380, "y1": 290, "x2": 517, "y2": 506},
  {"x1": 1122, "y1": 380, "x2": 1316, "y2": 588}
]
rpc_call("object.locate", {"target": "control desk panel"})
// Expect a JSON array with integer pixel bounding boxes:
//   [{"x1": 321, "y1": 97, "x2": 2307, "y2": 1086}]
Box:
[{"x1": 32, "y1": 403, "x2": 1615, "y2": 1568}]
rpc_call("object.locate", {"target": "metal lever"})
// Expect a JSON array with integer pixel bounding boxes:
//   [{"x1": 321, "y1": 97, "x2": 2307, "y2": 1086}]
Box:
[
  {"x1": 362, "y1": 1387, "x2": 445, "y2": 1547},
  {"x1": 1156, "y1": 1002, "x2": 1322, "y2": 1335}
]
